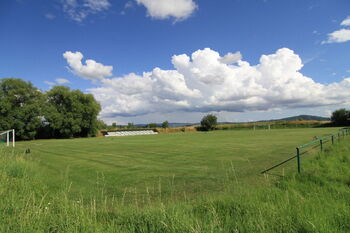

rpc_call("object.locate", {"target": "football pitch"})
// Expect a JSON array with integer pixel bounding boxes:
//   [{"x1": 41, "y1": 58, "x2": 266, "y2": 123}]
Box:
[{"x1": 17, "y1": 127, "x2": 340, "y2": 201}]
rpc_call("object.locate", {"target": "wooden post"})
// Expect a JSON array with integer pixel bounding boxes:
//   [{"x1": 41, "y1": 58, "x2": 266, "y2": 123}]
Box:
[{"x1": 296, "y1": 147, "x2": 301, "y2": 173}]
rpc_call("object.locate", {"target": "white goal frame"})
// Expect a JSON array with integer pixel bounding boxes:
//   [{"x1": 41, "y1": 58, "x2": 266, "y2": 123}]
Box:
[
  {"x1": 253, "y1": 123, "x2": 271, "y2": 131},
  {"x1": 0, "y1": 129, "x2": 15, "y2": 147}
]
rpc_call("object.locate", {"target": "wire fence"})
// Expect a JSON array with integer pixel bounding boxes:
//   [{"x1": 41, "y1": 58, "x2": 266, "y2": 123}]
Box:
[{"x1": 261, "y1": 128, "x2": 350, "y2": 174}]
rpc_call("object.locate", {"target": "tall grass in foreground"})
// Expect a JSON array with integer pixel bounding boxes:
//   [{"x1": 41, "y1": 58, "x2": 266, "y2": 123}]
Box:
[{"x1": 0, "y1": 140, "x2": 349, "y2": 233}]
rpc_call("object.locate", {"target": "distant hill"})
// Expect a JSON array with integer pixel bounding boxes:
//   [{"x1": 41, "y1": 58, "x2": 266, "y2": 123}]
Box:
[
  {"x1": 132, "y1": 115, "x2": 330, "y2": 128},
  {"x1": 217, "y1": 115, "x2": 330, "y2": 125},
  {"x1": 273, "y1": 115, "x2": 330, "y2": 121}
]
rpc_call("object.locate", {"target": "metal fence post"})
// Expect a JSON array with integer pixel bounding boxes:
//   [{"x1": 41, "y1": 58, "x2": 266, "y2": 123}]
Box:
[
  {"x1": 296, "y1": 147, "x2": 301, "y2": 173},
  {"x1": 320, "y1": 139, "x2": 323, "y2": 152}
]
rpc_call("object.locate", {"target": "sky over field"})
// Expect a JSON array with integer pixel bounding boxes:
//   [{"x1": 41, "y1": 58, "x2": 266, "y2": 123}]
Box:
[{"x1": 1, "y1": 0, "x2": 350, "y2": 124}]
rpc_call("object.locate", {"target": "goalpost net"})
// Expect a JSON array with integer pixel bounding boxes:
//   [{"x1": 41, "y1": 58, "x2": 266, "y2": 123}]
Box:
[
  {"x1": 0, "y1": 130, "x2": 15, "y2": 147},
  {"x1": 253, "y1": 124, "x2": 271, "y2": 130}
]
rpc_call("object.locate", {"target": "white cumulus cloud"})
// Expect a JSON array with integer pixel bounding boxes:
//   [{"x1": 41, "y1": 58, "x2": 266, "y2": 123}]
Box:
[
  {"x1": 63, "y1": 48, "x2": 350, "y2": 118},
  {"x1": 44, "y1": 81, "x2": 56, "y2": 86},
  {"x1": 136, "y1": 0, "x2": 197, "y2": 21},
  {"x1": 62, "y1": 0, "x2": 111, "y2": 22},
  {"x1": 219, "y1": 51, "x2": 242, "y2": 64},
  {"x1": 323, "y1": 29, "x2": 350, "y2": 44},
  {"x1": 44, "y1": 78, "x2": 71, "y2": 86},
  {"x1": 63, "y1": 51, "x2": 113, "y2": 81},
  {"x1": 341, "y1": 16, "x2": 350, "y2": 26},
  {"x1": 55, "y1": 78, "x2": 71, "y2": 84},
  {"x1": 323, "y1": 16, "x2": 350, "y2": 44}
]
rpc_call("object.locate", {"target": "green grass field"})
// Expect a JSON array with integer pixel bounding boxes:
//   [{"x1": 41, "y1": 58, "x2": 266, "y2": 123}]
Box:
[
  {"x1": 1, "y1": 127, "x2": 350, "y2": 232},
  {"x1": 16, "y1": 127, "x2": 340, "y2": 202}
]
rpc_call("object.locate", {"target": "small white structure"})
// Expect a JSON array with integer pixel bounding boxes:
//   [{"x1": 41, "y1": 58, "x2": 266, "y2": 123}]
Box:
[
  {"x1": 105, "y1": 130, "x2": 158, "y2": 137},
  {"x1": 0, "y1": 129, "x2": 15, "y2": 147}
]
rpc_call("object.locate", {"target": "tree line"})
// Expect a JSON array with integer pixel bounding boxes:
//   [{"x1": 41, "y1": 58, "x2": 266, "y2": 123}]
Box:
[
  {"x1": 0, "y1": 78, "x2": 101, "y2": 140},
  {"x1": 331, "y1": 109, "x2": 350, "y2": 126}
]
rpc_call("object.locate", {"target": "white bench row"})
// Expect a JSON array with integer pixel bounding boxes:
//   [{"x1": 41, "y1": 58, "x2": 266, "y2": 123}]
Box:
[{"x1": 105, "y1": 130, "x2": 158, "y2": 137}]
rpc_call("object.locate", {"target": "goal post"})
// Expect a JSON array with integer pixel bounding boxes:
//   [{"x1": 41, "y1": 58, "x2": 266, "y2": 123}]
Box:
[
  {"x1": 0, "y1": 129, "x2": 15, "y2": 147},
  {"x1": 253, "y1": 124, "x2": 272, "y2": 131}
]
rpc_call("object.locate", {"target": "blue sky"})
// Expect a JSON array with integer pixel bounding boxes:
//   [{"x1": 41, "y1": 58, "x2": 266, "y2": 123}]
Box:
[{"x1": 1, "y1": 0, "x2": 350, "y2": 124}]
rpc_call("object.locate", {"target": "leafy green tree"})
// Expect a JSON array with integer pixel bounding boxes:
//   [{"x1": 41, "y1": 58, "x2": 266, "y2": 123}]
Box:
[
  {"x1": 161, "y1": 121, "x2": 169, "y2": 128},
  {"x1": 147, "y1": 123, "x2": 157, "y2": 128},
  {"x1": 112, "y1": 122, "x2": 117, "y2": 128},
  {"x1": 97, "y1": 120, "x2": 107, "y2": 130},
  {"x1": 44, "y1": 86, "x2": 101, "y2": 138},
  {"x1": 200, "y1": 114, "x2": 217, "y2": 131},
  {"x1": 0, "y1": 78, "x2": 45, "y2": 140},
  {"x1": 331, "y1": 109, "x2": 350, "y2": 126},
  {"x1": 127, "y1": 123, "x2": 134, "y2": 129}
]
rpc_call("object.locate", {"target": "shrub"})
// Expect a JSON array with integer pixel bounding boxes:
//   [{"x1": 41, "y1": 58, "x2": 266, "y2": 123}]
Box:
[
  {"x1": 200, "y1": 114, "x2": 217, "y2": 131},
  {"x1": 161, "y1": 121, "x2": 169, "y2": 129}
]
